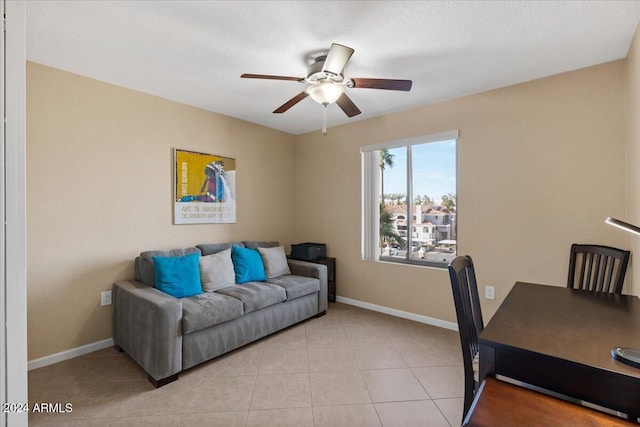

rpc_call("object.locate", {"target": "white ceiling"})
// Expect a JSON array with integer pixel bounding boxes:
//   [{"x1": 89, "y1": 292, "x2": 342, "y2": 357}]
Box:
[{"x1": 26, "y1": 1, "x2": 640, "y2": 135}]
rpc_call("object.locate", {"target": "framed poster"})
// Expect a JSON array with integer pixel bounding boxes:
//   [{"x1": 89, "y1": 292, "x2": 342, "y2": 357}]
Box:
[{"x1": 174, "y1": 149, "x2": 236, "y2": 224}]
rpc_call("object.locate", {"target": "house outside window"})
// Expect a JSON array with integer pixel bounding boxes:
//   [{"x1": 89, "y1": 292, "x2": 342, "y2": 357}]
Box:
[{"x1": 361, "y1": 130, "x2": 458, "y2": 268}]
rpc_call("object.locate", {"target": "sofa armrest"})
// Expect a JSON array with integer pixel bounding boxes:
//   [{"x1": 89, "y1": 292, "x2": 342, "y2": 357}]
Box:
[
  {"x1": 112, "y1": 280, "x2": 183, "y2": 382},
  {"x1": 287, "y1": 260, "x2": 328, "y2": 313}
]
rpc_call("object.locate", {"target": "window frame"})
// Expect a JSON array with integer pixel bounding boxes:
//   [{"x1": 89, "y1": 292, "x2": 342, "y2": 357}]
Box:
[{"x1": 361, "y1": 130, "x2": 459, "y2": 269}]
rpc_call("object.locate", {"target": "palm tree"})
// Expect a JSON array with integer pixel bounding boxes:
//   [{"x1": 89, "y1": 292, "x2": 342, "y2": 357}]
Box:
[
  {"x1": 389, "y1": 193, "x2": 406, "y2": 205},
  {"x1": 379, "y1": 149, "x2": 394, "y2": 203},
  {"x1": 379, "y1": 202, "x2": 406, "y2": 254},
  {"x1": 379, "y1": 150, "x2": 402, "y2": 254},
  {"x1": 441, "y1": 192, "x2": 456, "y2": 212},
  {"x1": 415, "y1": 194, "x2": 435, "y2": 206}
]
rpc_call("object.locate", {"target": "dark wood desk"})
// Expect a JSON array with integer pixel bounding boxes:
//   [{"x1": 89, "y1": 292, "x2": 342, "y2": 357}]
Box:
[
  {"x1": 479, "y1": 282, "x2": 640, "y2": 418},
  {"x1": 464, "y1": 377, "x2": 636, "y2": 426}
]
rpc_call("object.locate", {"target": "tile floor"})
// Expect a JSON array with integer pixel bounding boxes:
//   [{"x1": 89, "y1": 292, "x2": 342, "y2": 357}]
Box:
[{"x1": 28, "y1": 303, "x2": 465, "y2": 426}]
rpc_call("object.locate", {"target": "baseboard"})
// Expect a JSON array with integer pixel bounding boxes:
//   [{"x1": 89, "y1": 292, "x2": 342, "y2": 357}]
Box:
[
  {"x1": 335, "y1": 295, "x2": 458, "y2": 331},
  {"x1": 28, "y1": 338, "x2": 114, "y2": 371}
]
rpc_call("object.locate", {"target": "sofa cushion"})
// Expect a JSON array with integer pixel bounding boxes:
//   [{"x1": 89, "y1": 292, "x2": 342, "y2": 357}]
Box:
[
  {"x1": 197, "y1": 241, "x2": 245, "y2": 256},
  {"x1": 217, "y1": 282, "x2": 286, "y2": 314},
  {"x1": 267, "y1": 275, "x2": 320, "y2": 301},
  {"x1": 182, "y1": 292, "x2": 244, "y2": 334},
  {"x1": 243, "y1": 241, "x2": 280, "y2": 250},
  {"x1": 153, "y1": 252, "x2": 202, "y2": 299},
  {"x1": 231, "y1": 245, "x2": 267, "y2": 284},
  {"x1": 258, "y1": 246, "x2": 291, "y2": 278},
  {"x1": 199, "y1": 248, "x2": 235, "y2": 292},
  {"x1": 136, "y1": 247, "x2": 200, "y2": 286}
]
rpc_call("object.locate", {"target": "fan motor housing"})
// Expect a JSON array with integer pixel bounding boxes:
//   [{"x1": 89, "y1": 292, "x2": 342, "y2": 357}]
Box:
[{"x1": 306, "y1": 55, "x2": 343, "y2": 83}]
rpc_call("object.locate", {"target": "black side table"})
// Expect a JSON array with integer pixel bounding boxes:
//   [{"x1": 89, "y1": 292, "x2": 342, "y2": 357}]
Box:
[{"x1": 312, "y1": 257, "x2": 336, "y2": 302}]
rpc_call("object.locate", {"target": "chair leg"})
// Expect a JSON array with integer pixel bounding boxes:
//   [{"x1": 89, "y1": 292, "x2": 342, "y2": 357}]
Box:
[{"x1": 461, "y1": 377, "x2": 475, "y2": 423}]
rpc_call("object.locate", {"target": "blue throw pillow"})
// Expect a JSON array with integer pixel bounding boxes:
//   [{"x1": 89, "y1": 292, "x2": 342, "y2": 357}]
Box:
[
  {"x1": 153, "y1": 252, "x2": 202, "y2": 298},
  {"x1": 231, "y1": 245, "x2": 267, "y2": 284}
]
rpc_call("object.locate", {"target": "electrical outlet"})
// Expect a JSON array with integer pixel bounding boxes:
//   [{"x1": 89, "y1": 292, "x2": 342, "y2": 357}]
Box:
[
  {"x1": 101, "y1": 290, "x2": 112, "y2": 306},
  {"x1": 485, "y1": 286, "x2": 495, "y2": 300}
]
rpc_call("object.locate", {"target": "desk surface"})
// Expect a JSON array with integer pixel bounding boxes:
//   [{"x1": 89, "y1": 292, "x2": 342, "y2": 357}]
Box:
[
  {"x1": 479, "y1": 282, "x2": 640, "y2": 416},
  {"x1": 480, "y1": 282, "x2": 640, "y2": 380}
]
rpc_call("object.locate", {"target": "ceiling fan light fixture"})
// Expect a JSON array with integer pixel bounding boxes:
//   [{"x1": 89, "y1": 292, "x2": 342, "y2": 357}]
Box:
[
  {"x1": 241, "y1": 42, "x2": 411, "y2": 119},
  {"x1": 307, "y1": 81, "x2": 344, "y2": 105}
]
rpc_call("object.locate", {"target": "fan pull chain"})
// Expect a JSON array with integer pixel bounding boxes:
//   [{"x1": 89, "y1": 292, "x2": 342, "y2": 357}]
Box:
[{"x1": 322, "y1": 105, "x2": 328, "y2": 136}]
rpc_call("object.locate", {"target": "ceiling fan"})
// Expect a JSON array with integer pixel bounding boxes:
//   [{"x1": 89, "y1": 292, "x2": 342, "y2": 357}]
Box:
[{"x1": 241, "y1": 43, "x2": 412, "y2": 133}]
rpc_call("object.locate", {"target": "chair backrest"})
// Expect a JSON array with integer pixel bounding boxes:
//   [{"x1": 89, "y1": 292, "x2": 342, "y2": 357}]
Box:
[
  {"x1": 448, "y1": 255, "x2": 484, "y2": 419},
  {"x1": 567, "y1": 244, "x2": 630, "y2": 294}
]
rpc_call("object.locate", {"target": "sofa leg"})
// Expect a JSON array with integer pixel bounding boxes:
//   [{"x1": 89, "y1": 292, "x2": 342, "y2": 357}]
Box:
[
  {"x1": 114, "y1": 345, "x2": 124, "y2": 353},
  {"x1": 315, "y1": 310, "x2": 327, "y2": 318},
  {"x1": 149, "y1": 374, "x2": 179, "y2": 388}
]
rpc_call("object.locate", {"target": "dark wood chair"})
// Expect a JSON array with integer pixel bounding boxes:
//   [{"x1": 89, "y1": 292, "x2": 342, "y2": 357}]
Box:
[
  {"x1": 567, "y1": 244, "x2": 630, "y2": 294},
  {"x1": 448, "y1": 255, "x2": 484, "y2": 422}
]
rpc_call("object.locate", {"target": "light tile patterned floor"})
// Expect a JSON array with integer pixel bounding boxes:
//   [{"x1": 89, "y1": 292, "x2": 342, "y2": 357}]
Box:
[{"x1": 28, "y1": 303, "x2": 465, "y2": 426}]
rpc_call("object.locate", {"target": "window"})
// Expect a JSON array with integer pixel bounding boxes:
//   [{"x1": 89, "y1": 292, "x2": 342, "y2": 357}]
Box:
[{"x1": 361, "y1": 131, "x2": 458, "y2": 268}]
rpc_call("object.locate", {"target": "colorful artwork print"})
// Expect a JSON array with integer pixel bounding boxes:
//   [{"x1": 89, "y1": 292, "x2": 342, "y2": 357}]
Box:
[{"x1": 174, "y1": 149, "x2": 236, "y2": 224}]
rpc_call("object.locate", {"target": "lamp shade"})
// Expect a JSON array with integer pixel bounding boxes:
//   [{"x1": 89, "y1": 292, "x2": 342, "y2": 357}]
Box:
[{"x1": 307, "y1": 82, "x2": 344, "y2": 105}]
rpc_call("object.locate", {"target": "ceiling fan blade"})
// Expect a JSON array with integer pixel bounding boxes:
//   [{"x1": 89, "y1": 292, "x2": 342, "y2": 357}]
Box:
[
  {"x1": 322, "y1": 43, "x2": 354, "y2": 77},
  {"x1": 241, "y1": 73, "x2": 304, "y2": 82},
  {"x1": 336, "y1": 93, "x2": 361, "y2": 118},
  {"x1": 351, "y1": 78, "x2": 412, "y2": 91},
  {"x1": 273, "y1": 91, "x2": 309, "y2": 114}
]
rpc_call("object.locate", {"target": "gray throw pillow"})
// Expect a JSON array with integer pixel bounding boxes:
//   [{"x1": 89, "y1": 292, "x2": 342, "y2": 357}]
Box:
[
  {"x1": 199, "y1": 248, "x2": 236, "y2": 292},
  {"x1": 258, "y1": 245, "x2": 291, "y2": 278}
]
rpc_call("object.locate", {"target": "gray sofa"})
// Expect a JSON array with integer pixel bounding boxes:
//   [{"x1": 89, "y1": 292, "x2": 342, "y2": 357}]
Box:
[{"x1": 112, "y1": 241, "x2": 328, "y2": 387}]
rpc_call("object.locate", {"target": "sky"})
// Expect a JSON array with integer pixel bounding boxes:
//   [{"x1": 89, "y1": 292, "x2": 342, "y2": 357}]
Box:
[{"x1": 383, "y1": 139, "x2": 456, "y2": 203}]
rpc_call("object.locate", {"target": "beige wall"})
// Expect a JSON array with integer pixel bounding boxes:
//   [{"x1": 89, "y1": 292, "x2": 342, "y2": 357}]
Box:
[
  {"x1": 626, "y1": 23, "x2": 640, "y2": 297},
  {"x1": 28, "y1": 53, "x2": 634, "y2": 360},
  {"x1": 295, "y1": 60, "x2": 628, "y2": 323},
  {"x1": 26, "y1": 62, "x2": 297, "y2": 360}
]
